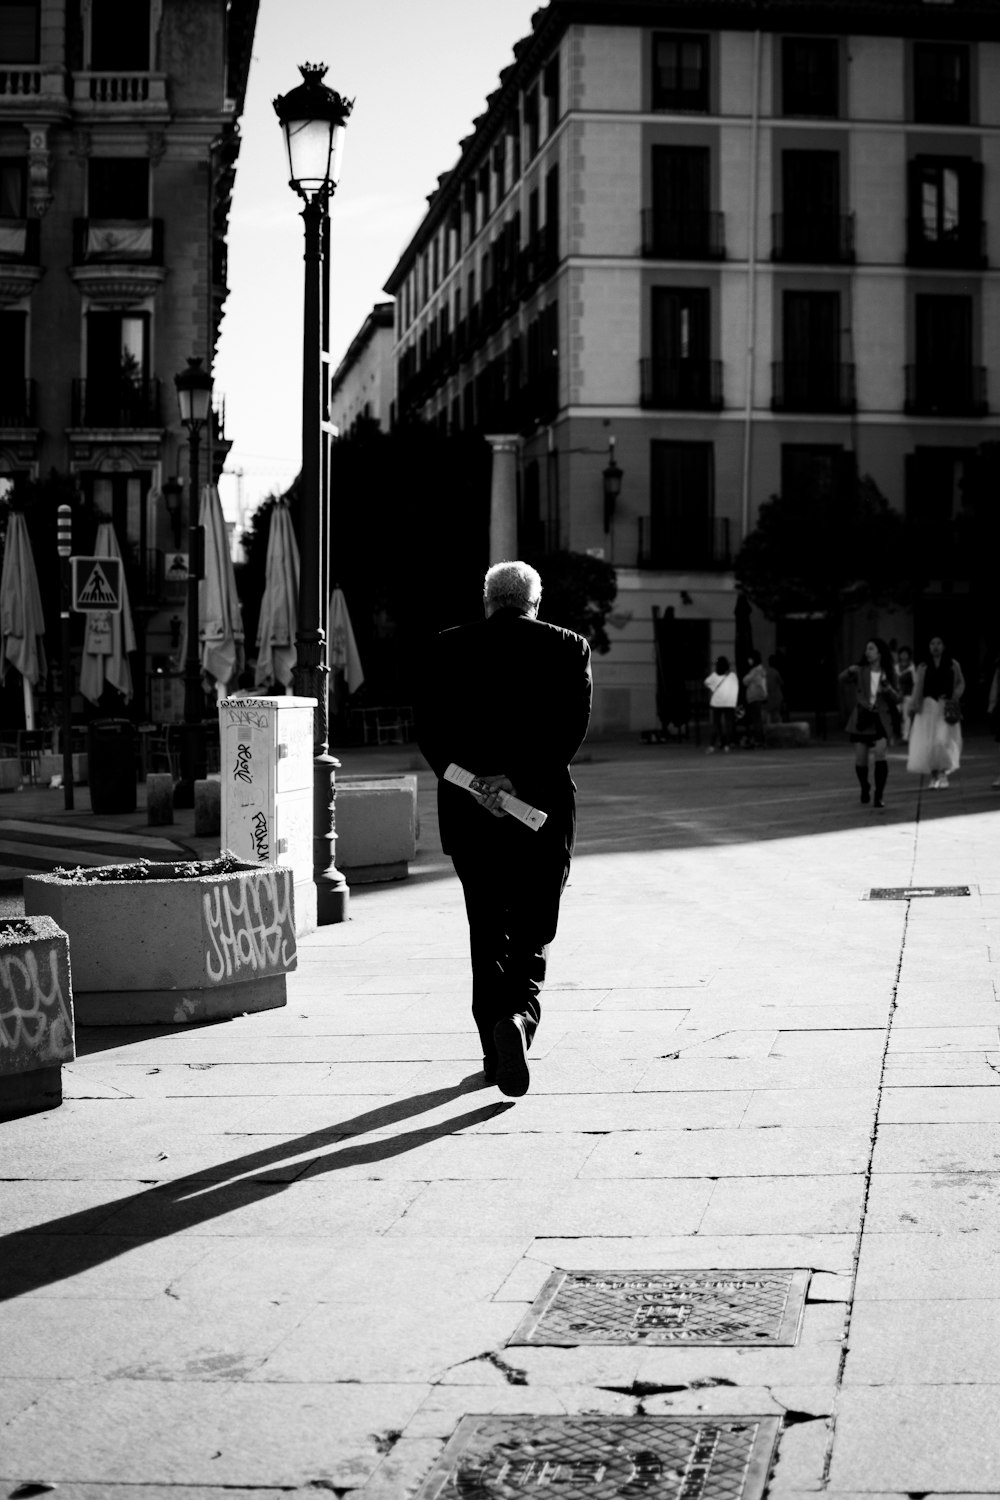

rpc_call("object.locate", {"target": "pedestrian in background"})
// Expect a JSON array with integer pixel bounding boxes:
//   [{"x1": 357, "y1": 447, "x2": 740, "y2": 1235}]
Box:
[
  {"x1": 416, "y1": 560, "x2": 592, "y2": 1097},
  {"x1": 907, "y1": 634, "x2": 964, "y2": 789},
  {"x1": 742, "y1": 650, "x2": 768, "y2": 747},
  {"x1": 765, "y1": 654, "x2": 786, "y2": 726},
  {"x1": 896, "y1": 645, "x2": 916, "y2": 742},
  {"x1": 704, "y1": 655, "x2": 738, "y2": 752},
  {"x1": 840, "y1": 638, "x2": 899, "y2": 809}
]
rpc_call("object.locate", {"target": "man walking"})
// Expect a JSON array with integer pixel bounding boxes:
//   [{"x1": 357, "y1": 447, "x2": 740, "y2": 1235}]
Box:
[{"x1": 417, "y1": 561, "x2": 592, "y2": 1097}]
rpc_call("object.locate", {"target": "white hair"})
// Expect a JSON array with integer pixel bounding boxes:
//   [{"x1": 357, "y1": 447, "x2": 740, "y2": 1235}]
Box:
[{"x1": 483, "y1": 560, "x2": 542, "y2": 614}]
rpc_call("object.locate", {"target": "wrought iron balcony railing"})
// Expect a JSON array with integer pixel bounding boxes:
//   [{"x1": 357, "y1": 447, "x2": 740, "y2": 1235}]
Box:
[
  {"x1": 904, "y1": 364, "x2": 987, "y2": 417},
  {"x1": 771, "y1": 361, "x2": 856, "y2": 413},
  {"x1": 73, "y1": 217, "x2": 164, "y2": 264},
  {"x1": 640, "y1": 358, "x2": 723, "y2": 410},
  {"x1": 0, "y1": 217, "x2": 40, "y2": 263},
  {"x1": 71, "y1": 377, "x2": 162, "y2": 428},
  {"x1": 638, "y1": 515, "x2": 733, "y2": 571},
  {"x1": 0, "y1": 379, "x2": 36, "y2": 427},
  {"x1": 905, "y1": 221, "x2": 986, "y2": 270},
  {"x1": 641, "y1": 209, "x2": 726, "y2": 260},
  {"x1": 771, "y1": 212, "x2": 855, "y2": 264}
]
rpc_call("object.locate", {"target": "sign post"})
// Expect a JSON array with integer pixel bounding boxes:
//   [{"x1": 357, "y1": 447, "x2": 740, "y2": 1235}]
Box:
[{"x1": 57, "y1": 509, "x2": 74, "y2": 810}]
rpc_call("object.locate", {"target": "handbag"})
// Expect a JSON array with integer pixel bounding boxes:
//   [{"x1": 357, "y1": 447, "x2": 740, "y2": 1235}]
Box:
[{"x1": 943, "y1": 698, "x2": 962, "y2": 726}]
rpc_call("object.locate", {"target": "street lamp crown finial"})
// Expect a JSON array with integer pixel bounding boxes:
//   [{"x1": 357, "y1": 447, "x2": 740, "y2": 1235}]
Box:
[{"x1": 299, "y1": 62, "x2": 328, "y2": 82}]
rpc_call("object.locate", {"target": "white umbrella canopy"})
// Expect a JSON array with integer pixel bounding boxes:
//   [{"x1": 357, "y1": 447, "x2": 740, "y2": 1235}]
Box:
[
  {"x1": 254, "y1": 499, "x2": 299, "y2": 692},
  {"x1": 199, "y1": 483, "x2": 245, "y2": 695},
  {"x1": 79, "y1": 520, "x2": 136, "y2": 707},
  {"x1": 328, "y1": 585, "x2": 364, "y2": 704},
  {"x1": 0, "y1": 510, "x2": 47, "y2": 729}
]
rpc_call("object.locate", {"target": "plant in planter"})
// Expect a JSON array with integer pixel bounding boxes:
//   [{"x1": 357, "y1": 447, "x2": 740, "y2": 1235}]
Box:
[
  {"x1": 0, "y1": 915, "x2": 74, "y2": 1116},
  {"x1": 24, "y1": 853, "x2": 296, "y2": 1026}
]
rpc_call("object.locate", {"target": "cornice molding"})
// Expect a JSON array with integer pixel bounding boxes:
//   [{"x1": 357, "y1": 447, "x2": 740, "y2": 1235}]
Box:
[{"x1": 68, "y1": 262, "x2": 167, "y2": 306}]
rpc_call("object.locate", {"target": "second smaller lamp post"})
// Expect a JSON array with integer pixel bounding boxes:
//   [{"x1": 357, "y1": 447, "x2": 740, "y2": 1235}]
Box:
[{"x1": 173, "y1": 355, "x2": 213, "y2": 806}]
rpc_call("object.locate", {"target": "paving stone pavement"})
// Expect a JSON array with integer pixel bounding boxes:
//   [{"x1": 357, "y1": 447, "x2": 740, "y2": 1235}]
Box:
[{"x1": 1, "y1": 737, "x2": 1000, "y2": 1498}]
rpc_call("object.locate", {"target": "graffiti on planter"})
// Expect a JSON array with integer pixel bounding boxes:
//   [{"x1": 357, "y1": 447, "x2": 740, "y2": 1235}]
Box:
[
  {"x1": 251, "y1": 810, "x2": 269, "y2": 862},
  {"x1": 0, "y1": 946, "x2": 74, "y2": 1064},
  {"x1": 203, "y1": 872, "x2": 295, "y2": 982},
  {"x1": 220, "y1": 702, "x2": 271, "y2": 731},
  {"x1": 233, "y1": 742, "x2": 253, "y2": 784}
]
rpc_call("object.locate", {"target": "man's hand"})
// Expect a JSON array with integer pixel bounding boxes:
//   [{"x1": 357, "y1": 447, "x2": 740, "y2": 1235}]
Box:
[{"x1": 471, "y1": 773, "x2": 516, "y2": 818}]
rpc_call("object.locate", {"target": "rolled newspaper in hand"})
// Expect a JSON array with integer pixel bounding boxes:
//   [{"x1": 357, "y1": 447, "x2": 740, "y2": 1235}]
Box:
[{"x1": 444, "y1": 763, "x2": 548, "y2": 832}]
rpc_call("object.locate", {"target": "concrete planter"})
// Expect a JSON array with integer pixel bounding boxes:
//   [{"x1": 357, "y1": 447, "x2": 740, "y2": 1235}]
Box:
[
  {"x1": 25, "y1": 855, "x2": 296, "y2": 1026},
  {"x1": 336, "y1": 774, "x2": 417, "y2": 883},
  {"x1": 0, "y1": 916, "x2": 75, "y2": 1117}
]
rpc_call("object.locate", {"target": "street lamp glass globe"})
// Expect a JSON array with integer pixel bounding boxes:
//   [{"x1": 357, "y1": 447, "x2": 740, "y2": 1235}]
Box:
[
  {"x1": 174, "y1": 356, "x2": 213, "y2": 429},
  {"x1": 273, "y1": 63, "x2": 352, "y2": 202}
]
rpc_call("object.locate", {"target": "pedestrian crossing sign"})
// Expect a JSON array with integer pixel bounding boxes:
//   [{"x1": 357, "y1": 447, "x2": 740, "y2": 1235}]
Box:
[{"x1": 71, "y1": 556, "x2": 122, "y2": 614}]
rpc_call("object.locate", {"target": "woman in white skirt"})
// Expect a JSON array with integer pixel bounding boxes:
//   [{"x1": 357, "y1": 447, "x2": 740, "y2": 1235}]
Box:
[{"x1": 907, "y1": 635, "x2": 965, "y2": 789}]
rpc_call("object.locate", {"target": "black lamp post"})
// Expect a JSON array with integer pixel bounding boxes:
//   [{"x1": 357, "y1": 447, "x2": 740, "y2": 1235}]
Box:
[
  {"x1": 602, "y1": 436, "x2": 623, "y2": 533},
  {"x1": 162, "y1": 475, "x2": 183, "y2": 550},
  {"x1": 173, "y1": 355, "x2": 213, "y2": 805},
  {"x1": 273, "y1": 63, "x2": 352, "y2": 925}
]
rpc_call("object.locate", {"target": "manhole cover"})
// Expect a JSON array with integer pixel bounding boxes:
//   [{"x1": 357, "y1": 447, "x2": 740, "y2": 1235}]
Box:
[
  {"x1": 509, "y1": 1268, "x2": 810, "y2": 1346},
  {"x1": 412, "y1": 1415, "x2": 781, "y2": 1500},
  {"x1": 868, "y1": 885, "x2": 971, "y2": 900}
]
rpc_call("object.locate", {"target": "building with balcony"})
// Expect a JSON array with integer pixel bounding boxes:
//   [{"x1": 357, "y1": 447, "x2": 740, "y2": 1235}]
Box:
[
  {"x1": 0, "y1": 0, "x2": 256, "y2": 721},
  {"x1": 383, "y1": 0, "x2": 1000, "y2": 734},
  {"x1": 329, "y1": 301, "x2": 395, "y2": 437}
]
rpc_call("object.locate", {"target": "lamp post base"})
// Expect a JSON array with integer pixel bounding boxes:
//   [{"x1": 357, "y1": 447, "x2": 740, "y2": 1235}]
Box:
[{"x1": 314, "y1": 748, "x2": 349, "y2": 925}]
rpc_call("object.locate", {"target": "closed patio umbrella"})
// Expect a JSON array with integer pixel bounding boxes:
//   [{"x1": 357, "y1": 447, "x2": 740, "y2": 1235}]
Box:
[
  {"x1": 79, "y1": 520, "x2": 136, "y2": 706},
  {"x1": 0, "y1": 510, "x2": 47, "y2": 728},
  {"x1": 328, "y1": 585, "x2": 364, "y2": 711},
  {"x1": 199, "y1": 483, "x2": 245, "y2": 695},
  {"x1": 255, "y1": 499, "x2": 299, "y2": 692}
]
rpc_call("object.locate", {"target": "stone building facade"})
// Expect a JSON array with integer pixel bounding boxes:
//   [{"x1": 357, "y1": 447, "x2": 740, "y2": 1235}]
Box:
[
  {"x1": 329, "y1": 300, "x2": 395, "y2": 437},
  {"x1": 0, "y1": 0, "x2": 257, "y2": 721},
  {"x1": 383, "y1": 0, "x2": 1000, "y2": 734}
]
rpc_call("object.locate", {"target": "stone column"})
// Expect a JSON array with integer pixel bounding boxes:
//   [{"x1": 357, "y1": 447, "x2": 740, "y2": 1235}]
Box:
[{"x1": 485, "y1": 434, "x2": 519, "y2": 563}]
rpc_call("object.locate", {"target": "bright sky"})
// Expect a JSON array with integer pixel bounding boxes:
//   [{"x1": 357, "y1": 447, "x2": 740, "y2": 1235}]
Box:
[{"x1": 215, "y1": 0, "x2": 542, "y2": 525}]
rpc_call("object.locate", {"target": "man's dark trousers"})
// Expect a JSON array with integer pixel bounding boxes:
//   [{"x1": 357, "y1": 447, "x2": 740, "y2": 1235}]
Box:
[{"x1": 452, "y1": 820, "x2": 570, "y2": 1062}]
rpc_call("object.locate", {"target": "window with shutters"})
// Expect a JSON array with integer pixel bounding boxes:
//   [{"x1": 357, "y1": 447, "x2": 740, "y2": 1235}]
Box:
[
  {"x1": 652, "y1": 33, "x2": 709, "y2": 111},
  {"x1": 907, "y1": 156, "x2": 984, "y2": 268},
  {"x1": 782, "y1": 36, "x2": 840, "y2": 118},
  {"x1": 913, "y1": 42, "x2": 970, "y2": 124}
]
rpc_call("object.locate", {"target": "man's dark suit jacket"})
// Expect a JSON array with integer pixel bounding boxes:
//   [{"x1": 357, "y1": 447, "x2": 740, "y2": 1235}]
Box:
[{"x1": 416, "y1": 608, "x2": 593, "y2": 858}]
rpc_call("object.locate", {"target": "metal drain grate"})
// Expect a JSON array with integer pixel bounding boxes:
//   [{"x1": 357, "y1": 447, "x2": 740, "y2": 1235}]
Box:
[
  {"x1": 412, "y1": 1415, "x2": 781, "y2": 1500},
  {"x1": 868, "y1": 885, "x2": 971, "y2": 900},
  {"x1": 509, "y1": 1268, "x2": 810, "y2": 1347}
]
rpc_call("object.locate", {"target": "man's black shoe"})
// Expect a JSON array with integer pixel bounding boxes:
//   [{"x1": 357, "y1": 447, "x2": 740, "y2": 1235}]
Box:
[{"x1": 493, "y1": 1015, "x2": 530, "y2": 1097}]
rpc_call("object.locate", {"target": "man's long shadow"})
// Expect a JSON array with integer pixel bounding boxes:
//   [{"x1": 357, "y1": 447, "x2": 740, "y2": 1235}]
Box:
[{"x1": 1, "y1": 1075, "x2": 512, "y2": 1302}]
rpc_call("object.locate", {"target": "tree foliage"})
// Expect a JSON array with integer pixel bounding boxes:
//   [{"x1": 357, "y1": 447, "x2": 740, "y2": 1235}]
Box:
[
  {"x1": 533, "y1": 549, "x2": 618, "y2": 654},
  {"x1": 735, "y1": 471, "x2": 909, "y2": 622}
]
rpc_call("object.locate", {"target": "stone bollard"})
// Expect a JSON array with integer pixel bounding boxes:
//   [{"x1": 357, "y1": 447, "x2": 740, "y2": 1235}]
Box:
[
  {"x1": 147, "y1": 772, "x2": 174, "y2": 826},
  {"x1": 194, "y1": 777, "x2": 221, "y2": 837},
  {"x1": 0, "y1": 915, "x2": 75, "y2": 1117}
]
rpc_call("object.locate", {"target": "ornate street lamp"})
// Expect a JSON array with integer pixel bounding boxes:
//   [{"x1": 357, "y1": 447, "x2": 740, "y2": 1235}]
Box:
[
  {"x1": 273, "y1": 64, "x2": 352, "y2": 925},
  {"x1": 173, "y1": 355, "x2": 213, "y2": 806},
  {"x1": 602, "y1": 436, "x2": 623, "y2": 533}
]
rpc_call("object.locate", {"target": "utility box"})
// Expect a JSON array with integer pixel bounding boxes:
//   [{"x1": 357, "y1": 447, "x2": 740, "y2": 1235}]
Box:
[{"x1": 219, "y1": 696, "x2": 317, "y2": 936}]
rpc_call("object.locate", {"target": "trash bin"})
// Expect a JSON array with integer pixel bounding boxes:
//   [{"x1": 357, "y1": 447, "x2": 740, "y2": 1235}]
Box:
[{"x1": 87, "y1": 719, "x2": 137, "y2": 814}]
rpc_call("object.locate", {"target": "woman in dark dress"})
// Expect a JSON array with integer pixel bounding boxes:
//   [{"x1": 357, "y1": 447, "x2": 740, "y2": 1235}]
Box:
[{"x1": 839, "y1": 638, "x2": 899, "y2": 809}]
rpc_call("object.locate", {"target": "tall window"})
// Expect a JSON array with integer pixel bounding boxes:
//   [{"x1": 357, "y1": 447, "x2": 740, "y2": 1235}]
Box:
[
  {"x1": 543, "y1": 54, "x2": 560, "y2": 135},
  {"x1": 779, "y1": 291, "x2": 846, "y2": 410},
  {"x1": 652, "y1": 33, "x2": 709, "y2": 111},
  {"x1": 0, "y1": 2, "x2": 39, "y2": 64},
  {"x1": 913, "y1": 42, "x2": 970, "y2": 124},
  {"x1": 908, "y1": 156, "x2": 983, "y2": 265},
  {"x1": 782, "y1": 37, "x2": 839, "y2": 117},
  {"x1": 0, "y1": 309, "x2": 27, "y2": 418},
  {"x1": 778, "y1": 151, "x2": 844, "y2": 260},
  {"x1": 650, "y1": 145, "x2": 712, "y2": 257},
  {"x1": 523, "y1": 84, "x2": 540, "y2": 159},
  {"x1": 0, "y1": 158, "x2": 26, "y2": 217},
  {"x1": 648, "y1": 287, "x2": 715, "y2": 407},
  {"x1": 83, "y1": 311, "x2": 152, "y2": 425},
  {"x1": 90, "y1": 0, "x2": 150, "y2": 69},
  {"x1": 910, "y1": 294, "x2": 978, "y2": 413},
  {"x1": 88, "y1": 158, "x2": 149, "y2": 218},
  {"x1": 649, "y1": 441, "x2": 715, "y2": 568}
]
